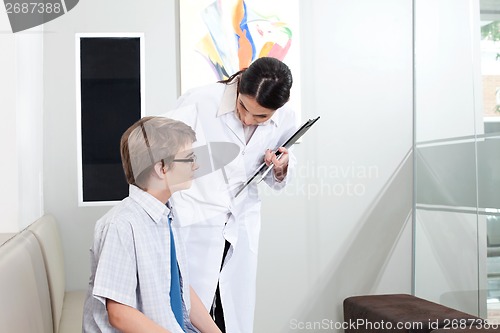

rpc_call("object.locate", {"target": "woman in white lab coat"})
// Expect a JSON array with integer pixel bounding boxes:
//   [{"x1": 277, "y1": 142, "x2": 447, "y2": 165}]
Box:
[{"x1": 168, "y1": 57, "x2": 296, "y2": 333}]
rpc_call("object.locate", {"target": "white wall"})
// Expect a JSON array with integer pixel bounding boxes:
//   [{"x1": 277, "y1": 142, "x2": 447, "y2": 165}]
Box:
[
  {"x1": 0, "y1": 10, "x2": 18, "y2": 233},
  {"x1": 17, "y1": 28, "x2": 45, "y2": 229},
  {"x1": 0, "y1": 10, "x2": 44, "y2": 232}
]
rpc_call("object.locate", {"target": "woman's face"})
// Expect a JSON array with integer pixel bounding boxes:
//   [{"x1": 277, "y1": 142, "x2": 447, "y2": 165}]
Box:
[{"x1": 236, "y1": 93, "x2": 275, "y2": 126}]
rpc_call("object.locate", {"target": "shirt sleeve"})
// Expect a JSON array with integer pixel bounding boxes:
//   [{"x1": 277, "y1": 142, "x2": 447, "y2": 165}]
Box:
[{"x1": 92, "y1": 221, "x2": 138, "y2": 308}]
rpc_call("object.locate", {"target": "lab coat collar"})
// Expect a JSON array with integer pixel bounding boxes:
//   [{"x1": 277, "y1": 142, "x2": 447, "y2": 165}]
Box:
[
  {"x1": 217, "y1": 81, "x2": 238, "y2": 117},
  {"x1": 216, "y1": 81, "x2": 281, "y2": 128}
]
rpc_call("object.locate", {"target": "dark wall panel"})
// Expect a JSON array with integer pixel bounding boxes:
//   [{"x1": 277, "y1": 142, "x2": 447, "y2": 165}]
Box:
[{"x1": 80, "y1": 37, "x2": 141, "y2": 202}]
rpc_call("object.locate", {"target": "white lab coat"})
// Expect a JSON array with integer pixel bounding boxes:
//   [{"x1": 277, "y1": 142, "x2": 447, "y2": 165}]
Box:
[{"x1": 165, "y1": 82, "x2": 296, "y2": 333}]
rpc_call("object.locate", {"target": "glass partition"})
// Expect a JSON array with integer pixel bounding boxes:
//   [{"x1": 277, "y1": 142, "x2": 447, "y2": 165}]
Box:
[
  {"x1": 479, "y1": 0, "x2": 500, "y2": 320},
  {"x1": 414, "y1": 0, "x2": 500, "y2": 320}
]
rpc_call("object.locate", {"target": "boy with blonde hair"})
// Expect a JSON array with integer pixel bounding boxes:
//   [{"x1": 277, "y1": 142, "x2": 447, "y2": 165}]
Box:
[{"x1": 83, "y1": 116, "x2": 221, "y2": 333}]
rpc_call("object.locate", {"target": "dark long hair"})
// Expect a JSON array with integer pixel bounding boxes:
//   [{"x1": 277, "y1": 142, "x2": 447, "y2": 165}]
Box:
[{"x1": 219, "y1": 57, "x2": 293, "y2": 110}]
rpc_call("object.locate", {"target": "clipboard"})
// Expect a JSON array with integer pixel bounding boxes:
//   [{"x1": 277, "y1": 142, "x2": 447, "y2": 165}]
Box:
[{"x1": 234, "y1": 116, "x2": 320, "y2": 197}]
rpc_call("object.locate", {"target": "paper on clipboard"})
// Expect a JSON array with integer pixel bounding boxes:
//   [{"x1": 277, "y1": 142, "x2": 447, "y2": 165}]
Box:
[{"x1": 234, "y1": 116, "x2": 320, "y2": 197}]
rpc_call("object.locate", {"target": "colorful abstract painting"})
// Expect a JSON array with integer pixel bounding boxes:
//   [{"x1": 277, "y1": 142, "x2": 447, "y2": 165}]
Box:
[{"x1": 179, "y1": 0, "x2": 301, "y2": 112}]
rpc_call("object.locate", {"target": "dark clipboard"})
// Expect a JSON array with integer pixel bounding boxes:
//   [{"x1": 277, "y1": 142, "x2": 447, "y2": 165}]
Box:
[{"x1": 234, "y1": 116, "x2": 320, "y2": 197}]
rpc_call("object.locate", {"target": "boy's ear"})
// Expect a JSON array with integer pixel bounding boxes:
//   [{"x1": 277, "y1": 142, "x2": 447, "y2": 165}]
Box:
[{"x1": 153, "y1": 162, "x2": 167, "y2": 177}]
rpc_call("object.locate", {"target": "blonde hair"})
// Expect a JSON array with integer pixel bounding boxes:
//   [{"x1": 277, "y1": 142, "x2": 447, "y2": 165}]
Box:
[{"x1": 120, "y1": 116, "x2": 196, "y2": 189}]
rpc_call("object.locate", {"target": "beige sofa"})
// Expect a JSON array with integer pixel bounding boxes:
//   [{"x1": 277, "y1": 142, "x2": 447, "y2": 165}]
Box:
[{"x1": 0, "y1": 215, "x2": 86, "y2": 333}]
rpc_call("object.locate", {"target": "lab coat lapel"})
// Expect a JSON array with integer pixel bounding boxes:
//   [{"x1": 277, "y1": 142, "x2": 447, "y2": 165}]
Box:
[
  {"x1": 246, "y1": 123, "x2": 274, "y2": 152},
  {"x1": 222, "y1": 113, "x2": 245, "y2": 146}
]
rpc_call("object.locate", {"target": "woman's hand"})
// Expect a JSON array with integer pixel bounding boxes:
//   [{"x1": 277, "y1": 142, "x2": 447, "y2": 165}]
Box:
[{"x1": 264, "y1": 147, "x2": 289, "y2": 182}]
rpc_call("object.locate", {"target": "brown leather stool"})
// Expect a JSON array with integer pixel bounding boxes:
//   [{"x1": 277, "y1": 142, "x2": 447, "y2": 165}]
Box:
[{"x1": 343, "y1": 294, "x2": 482, "y2": 333}]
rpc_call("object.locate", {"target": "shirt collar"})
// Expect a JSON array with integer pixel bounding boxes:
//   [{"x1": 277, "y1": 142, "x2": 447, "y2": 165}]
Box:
[
  {"x1": 128, "y1": 185, "x2": 170, "y2": 224},
  {"x1": 216, "y1": 81, "x2": 281, "y2": 127}
]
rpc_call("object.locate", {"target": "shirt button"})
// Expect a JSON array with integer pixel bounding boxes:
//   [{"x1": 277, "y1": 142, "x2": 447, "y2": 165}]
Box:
[{"x1": 242, "y1": 151, "x2": 245, "y2": 155}]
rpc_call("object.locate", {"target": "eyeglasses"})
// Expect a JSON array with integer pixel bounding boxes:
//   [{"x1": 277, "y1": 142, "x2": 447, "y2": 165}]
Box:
[{"x1": 172, "y1": 154, "x2": 197, "y2": 165}]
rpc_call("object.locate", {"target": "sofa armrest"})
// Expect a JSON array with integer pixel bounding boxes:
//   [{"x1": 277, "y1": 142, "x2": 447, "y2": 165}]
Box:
[{"x1": 0, "y1": 231, "x2": 53, "y2": 333}]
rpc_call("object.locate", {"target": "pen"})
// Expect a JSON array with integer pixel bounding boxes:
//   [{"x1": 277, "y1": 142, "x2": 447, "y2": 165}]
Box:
[{"x1": 257, "y1": 152, "x2": 283, "y2": 184}]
